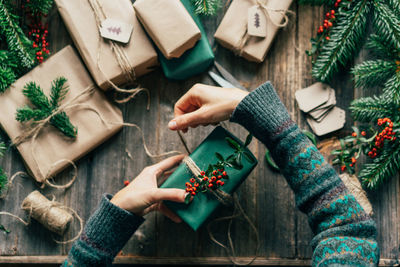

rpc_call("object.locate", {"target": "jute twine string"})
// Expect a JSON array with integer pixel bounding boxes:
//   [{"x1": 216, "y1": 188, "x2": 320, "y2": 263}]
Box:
[
  {"x1": 87, "y1": 0, "x2": 150, "y2": 106},
  {"x1": 179, "y1": 131, "x2": 259, "y2": 265},
  {"x1": 0, "y1": 171, "x2": 28, "y2": 199},
  {"x1": 237, "y1": 0, "x2": 294, "y2": 56},
  {"x1": 0, "y1": 190, "x2": 83, "y2": 244}
]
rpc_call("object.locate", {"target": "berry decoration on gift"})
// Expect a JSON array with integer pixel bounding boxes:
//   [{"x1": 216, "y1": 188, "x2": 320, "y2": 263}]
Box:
[
  {"x1": 191, "y1": 0, "x2": 221, "y2": 16},
  {"x1": 16, "y1": 77, "x2": 77, "y2": 139},
  {"x1": 183, "y1": 134, "x2": 255, "y2": 203}
]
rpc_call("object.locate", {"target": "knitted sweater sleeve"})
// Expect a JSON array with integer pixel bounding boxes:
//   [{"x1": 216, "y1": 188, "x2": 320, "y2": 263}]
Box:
[
  {"x1": 62, "y1": 194, "x2": 144, "y2": 267},
  {"x1": 230, "y1": 82, "x2": 379, "y2": 266}
]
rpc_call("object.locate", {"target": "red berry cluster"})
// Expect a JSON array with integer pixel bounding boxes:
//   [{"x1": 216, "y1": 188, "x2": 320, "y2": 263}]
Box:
[
  {"x1": 123, "y1": 180, "x2": 130, "y2": 186},
  {"x1": 185, "y1": 169, "x2": 227, "y2": 196},
  {"x1": 367, "y1": 118, "x2": 396, "y2": 159},
  {"x1": 24, "y1": 3, "x2": 50, "y2": 64},
  {"x1": 317, "y1": 9, "x2": 335, "y2": 40}
]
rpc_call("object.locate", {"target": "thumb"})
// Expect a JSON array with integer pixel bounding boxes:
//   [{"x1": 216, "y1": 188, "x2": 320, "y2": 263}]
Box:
[
  {"x1": 168, "y1": 109, "x2": 206, "y2": 130},
  {"x1": 152, "y1": 188, "x2": 187, "y2": 203}
]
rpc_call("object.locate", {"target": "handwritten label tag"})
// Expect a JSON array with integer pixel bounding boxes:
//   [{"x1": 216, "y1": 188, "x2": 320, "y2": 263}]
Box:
[
  {"x1": 247, "y1": 6, "x2": 267, "y2": 37},
  {"x1": 100, "y1": 18, "x2": 133, "y2": 44}
]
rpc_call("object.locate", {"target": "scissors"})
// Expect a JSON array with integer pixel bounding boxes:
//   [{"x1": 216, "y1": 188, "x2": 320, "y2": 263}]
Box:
[{"x1": 208, "y1": 61, "x2": 248, "y2": 91}]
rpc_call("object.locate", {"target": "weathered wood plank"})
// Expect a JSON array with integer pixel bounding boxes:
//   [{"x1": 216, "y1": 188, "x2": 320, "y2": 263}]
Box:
[{"x1": 0, "y1": 0, "x2": 398, "y2": 264}]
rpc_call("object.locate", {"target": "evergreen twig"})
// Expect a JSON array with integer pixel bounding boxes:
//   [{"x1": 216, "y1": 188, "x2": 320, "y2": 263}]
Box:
[
  {"x1": 16, "y1": 77, "x2": 77, "y2": 138},
  {"x1": 191, "y1": 0, "x2": 221, "y2": 16}
]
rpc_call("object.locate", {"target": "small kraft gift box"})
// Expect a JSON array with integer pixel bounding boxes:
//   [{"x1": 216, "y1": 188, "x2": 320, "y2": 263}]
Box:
[
  {"x1": 157, "y1": 0, "x2": 215, "y2": 80},
  {"x1": 55, "y1": 0, "x2": 158, "y2": 90},
  {"x1": 214, "y1": 0, "x2": 293, "y2": 63},
  {"x1": 161, "y1": 126, "x2": 257, "y2": 231},
  {"x1": 0, "y1": 46, "x2": 123, "y2": 183},
  {"x1": 133, "y1": 0, "x2": 202, "y2": 60}
]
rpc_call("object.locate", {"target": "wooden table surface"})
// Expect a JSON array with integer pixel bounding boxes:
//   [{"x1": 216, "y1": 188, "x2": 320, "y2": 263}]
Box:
[{"x1": 0, "y1": 1, "x2": 399, "y2": 266}]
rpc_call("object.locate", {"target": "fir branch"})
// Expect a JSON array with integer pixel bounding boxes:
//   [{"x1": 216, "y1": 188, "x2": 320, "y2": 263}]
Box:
[
  {"x1": 350, "y1": 95, "x2": 397, "y2": 122},
  {"x1": 0, "y1": 0, "x2": 35, "y2": 69},
  {"x1": 372, "y1": 0, "x2": 400, "y2": 51},
  {"x1": 191, "y1": 0, "x2": 221, "y2": 16},
  {"x1": 352, "y1": 59, "x2": 397, "y2": 88},
  {"x1": 49, "y1": 77, "x2": 68, "y2": 108},
  {"x1": 366, "y1": 34, "x2": 399, "y2": 60},
  {"x1": 16, "y1": 78, "x2": 77, "y2": 138},
  {"x1": 382, "y1": 74, "x2": 400, "y2": 104},
  {"x1": 311, "y1": 0, "x2": 371, "y2": 82},
  {"x1": 0, "y1": 141, "x2": 7, "y2": 194},
  {"x1": 24, "y1": 0, "x2": 54, "y2": 15},
  {"x1": 359, "y1": 142, "x2": 400, "y2": 189}
]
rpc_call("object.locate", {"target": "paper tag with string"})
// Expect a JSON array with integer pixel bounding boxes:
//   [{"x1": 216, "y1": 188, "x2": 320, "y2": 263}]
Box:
[
  {"x1": 247, "y1": 6, "x2": 267, "y2": 37},
  {"x1": 99, "y1": 18, "x2": 133, "y2": 43}
]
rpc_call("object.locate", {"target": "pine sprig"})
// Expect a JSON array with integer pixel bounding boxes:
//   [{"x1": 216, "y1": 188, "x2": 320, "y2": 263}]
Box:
[
  {"x1": 191, "y1": 0, "x2": 221, "y2": 16},
  {"x1": 350, "y1": 96, "x2": 397, "y2": 123},
  {"x1": 16, "y1": 77, "x2": 78, "y2": 138},
  {"x1": 0, "y1": 141, "x2": 7, "y2": 194},
  {"x1": 311, "y1": 0, "x2": 371, "y2": 82},
  {"x1": 382, "y1": 74, "x2": 400, "y2": 104},
  {"x1": 372, "y1": 0, "x2": 400, "y2": 52},
  {"x1": 352, "y1": 60, "x2": 397, "y2": 88},
  {"x1": 366, "y1": 34, "x2": 397, "y2": 60},
  {"x1": 0, "y1": 0, "x2": 35, "y2": 69},
  {"x1": 24, "y1": 0, "x2": 53, "y2": 15},
  {"x1": 359, "y1": 143, "x2": 400, "y2": 189}
]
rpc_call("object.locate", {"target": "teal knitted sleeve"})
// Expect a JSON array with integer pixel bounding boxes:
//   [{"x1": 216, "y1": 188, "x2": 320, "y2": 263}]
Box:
[
  {"x1": 62, "y1": 194, "x2": 144, "y2": 267},
  {"x1": 230, "y1": 82, "x2": 379, "y2": 266}
]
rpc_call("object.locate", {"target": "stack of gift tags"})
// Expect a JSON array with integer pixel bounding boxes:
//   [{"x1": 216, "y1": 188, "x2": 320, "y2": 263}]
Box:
[{"x1": 295, "y1": 82, "x2": 345, "y2": 136}]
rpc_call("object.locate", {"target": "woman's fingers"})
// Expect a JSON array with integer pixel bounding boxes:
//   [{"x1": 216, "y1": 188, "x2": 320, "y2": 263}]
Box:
[
  {"x1": 168, "y1": 108, "x2": 207, "y2": 131},
  {"x1": 151, "y1": 154, "x2": 185, "y2": 178},
  {"x1": 151, "y1": 188, "x2": 187, "y2": 203}
]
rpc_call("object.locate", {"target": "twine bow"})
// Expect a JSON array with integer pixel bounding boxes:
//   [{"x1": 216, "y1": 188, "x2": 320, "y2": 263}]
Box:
[
  {"x1": 12, "y1": 85, "x2": 103, "y2": 190},
  {"x1": 237, "y1": 0, "x2": 293, "y2": 56},
  {"x1": 87, "y1": 0, "x2": 150, "y2": 106},
  {"x1": 178, "y1": 130, "x2": 260, "y2": 265}
]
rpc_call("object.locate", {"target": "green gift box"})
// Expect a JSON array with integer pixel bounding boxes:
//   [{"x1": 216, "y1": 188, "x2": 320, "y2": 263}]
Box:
[
  {"x1": 161, "y1": 126, "x2": 257, "y2": 231},
  {"x1": 157, "y1": 0, "x2": 215, "y2": 80}
]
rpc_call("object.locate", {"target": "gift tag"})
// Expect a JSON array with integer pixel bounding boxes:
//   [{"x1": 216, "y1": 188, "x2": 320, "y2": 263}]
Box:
[
  {"x1": 309, "y1": 88, "x2": 336, "y2": 120},
  {"x1": 99, "y1": 18, "x2": 133, "y2": 44},
  {"x1": 247, "y1": 6, "x2": 267, "y2": 37},
  {"x1": 307, "y1": 107, "x2": 346, "y2": 136},
  {"x1": 295, "y1": 82, "x2": 331, "y2": 113}
]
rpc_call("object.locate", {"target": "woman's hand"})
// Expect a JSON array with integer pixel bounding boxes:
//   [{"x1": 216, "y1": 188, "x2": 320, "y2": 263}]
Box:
[
  {"x1": 168, "y1": 84, "x2": 248, "y2": 132},
  {"x1": 111, "y1": 155, "x2": 187, "y2": 223}
]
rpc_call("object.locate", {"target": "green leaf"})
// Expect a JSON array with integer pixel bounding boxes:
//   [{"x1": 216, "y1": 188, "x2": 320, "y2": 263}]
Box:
[
  {"x1": 215, "y1": 152, "x2": 224, "y2": 161},
  {"x1": 225, "y1": 137, "x2": 240, "y2": 150},
  {"x1": 184, "y1": 193, "x2": 191, "y2": 205},
  {"x1": 265, "y1": 149, "x2": 280, "y2": 172},
  {"x1": 244, "y1": 134, "x2": 253, "y2": 147},
  {"x1": 0, "y1": 224, "x2": 10, "y2": 234},
  {"x1": 302, "y1": 130, "x2": 317, "y2": 146}
]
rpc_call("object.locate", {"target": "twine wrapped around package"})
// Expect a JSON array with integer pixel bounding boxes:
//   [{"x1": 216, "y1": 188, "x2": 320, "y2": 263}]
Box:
[
  {"x1": 179, "y1": 131, "x2": 259, "y2": 266},
  {"x1": 0, "y1": 190, "x2": 83, "y2": 243}
]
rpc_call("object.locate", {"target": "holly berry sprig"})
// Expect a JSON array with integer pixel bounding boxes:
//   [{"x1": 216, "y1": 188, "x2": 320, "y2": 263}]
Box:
[
  {"x1": 307, "y1": 0, "x2": 349, "y2": 57},
  {"x1": 183, "y1": 134, "x2": 255, "y2": 204},
  {"x1": 332, "y1": 118, "x2": 398, "y2": 174}
]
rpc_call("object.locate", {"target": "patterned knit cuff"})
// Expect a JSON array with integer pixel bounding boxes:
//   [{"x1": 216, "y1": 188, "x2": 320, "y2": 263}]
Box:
[
  {"x1": 82, "y1": 194, "x2": 144, "y2": 257},
  {"x1": 230, "y1": 81, "x2": 293, "y2": 145}
]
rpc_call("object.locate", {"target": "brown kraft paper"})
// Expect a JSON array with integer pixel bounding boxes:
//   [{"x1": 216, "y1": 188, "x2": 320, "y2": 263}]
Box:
[
  {"x1": 0, "y1": 46, "x2": 123, "y2": 182},
  {"x1": 133, "y1": 0, "x2": 201, "y2": 59},
  {"x1": 55, "y1": 0, "x2": 158, "y2": 90},
  {"x1": 214, "y1": 0, "x2": 293, "y2": 63}
]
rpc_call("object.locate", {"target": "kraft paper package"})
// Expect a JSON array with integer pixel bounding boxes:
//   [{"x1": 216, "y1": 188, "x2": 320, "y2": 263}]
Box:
[{"x1": 0, "y1": 46, "x2": 123, "y2": 182}]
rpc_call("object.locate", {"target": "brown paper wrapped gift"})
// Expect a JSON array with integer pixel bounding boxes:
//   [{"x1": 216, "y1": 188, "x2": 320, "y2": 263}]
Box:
[
  {"x1": 214, "y1": 0, "x2": 292, "y2": 63},
  {"x1": 134, "y1": 0, "x2": 201, "y2": 59},
  {"x1": 55, "y1": 0, "x2": 158, "y2": 90},
  {"x1": 0, "y1": 46, "x2": 123, "y2": 183}
]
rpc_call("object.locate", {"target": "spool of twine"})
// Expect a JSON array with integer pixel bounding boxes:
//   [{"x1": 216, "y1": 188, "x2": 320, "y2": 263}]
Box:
[{"x1": 21, "y1": 190, "x2": 73, "y2": 236}]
